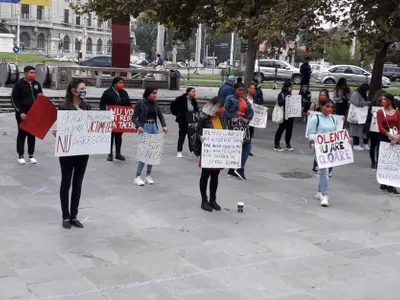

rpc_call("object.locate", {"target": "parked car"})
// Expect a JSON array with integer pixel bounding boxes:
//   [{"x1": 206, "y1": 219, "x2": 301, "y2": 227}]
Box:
[
  {"x1": 316, "y1": 65, "x2": 391, "y2": 87},
  {"x1": 310, "y1": 63, "x2": 328, "y2": 79},
  {"x1": 254, "y1": 59, "x2": 302, "y2": 84},
  {"x1": 383, "y1": 66, "x2": 400, "y2": 82},
  {"x1": 79, "y1": 56, "x2": 112, "y2": 67}
]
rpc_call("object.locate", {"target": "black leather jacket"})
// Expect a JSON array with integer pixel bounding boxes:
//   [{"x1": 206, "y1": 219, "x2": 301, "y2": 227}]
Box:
[{"x1": 132, "y1": 98, "x2": 166, "y2": 128}]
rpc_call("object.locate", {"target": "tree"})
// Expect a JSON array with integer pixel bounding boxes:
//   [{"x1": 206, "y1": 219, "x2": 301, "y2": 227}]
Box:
[
  {"x1": 342, "y1": 0, "x2": 400, "y2": 99},
  {"x1": 73, "y1": 0, "x2": 337, "y2": 87},
  {"x1": 135, "y1": 22, "x2": 157, "y2": 59}
]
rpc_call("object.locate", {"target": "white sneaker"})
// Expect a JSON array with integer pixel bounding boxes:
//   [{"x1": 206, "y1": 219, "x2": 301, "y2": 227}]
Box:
[
  {"x1": 28, "y1": 157, "x2": 37, "y2": 164},
  {"x1": 17, "y1": 157, "x2": 26, "y2": 165},
  {"x1": 189, "y1": 152, "x2": 195, "y2": 157},
  {"x1": 320, "y1": 195, "x2": 329, "y2": 207},
  {"x1": 315, "y1": 192, "x2": 322, "y2": 200},
  {"x1": 144, "y1": 176, "x2": 154, "y2": 185},
  {"x1": 353, "y1": 145, "x2": 364, "y2": 151},
  {"x1": 177, "y1": 152, "x2": 183, "y2": 158},
  {"x1": 364, "y1": 145, "x2": 370, "y2": 151},
  {"x1": 134, "y1": 176, "x2": 145, "y2": 186}
]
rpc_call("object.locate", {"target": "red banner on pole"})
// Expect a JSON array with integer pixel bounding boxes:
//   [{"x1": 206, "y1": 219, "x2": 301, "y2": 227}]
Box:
[
  {"x1": 108, "y1": 105, "x2": 137, "y2": 133},
  {"x1": 19, "y1": 94, "x2": 57, "y2": 140}
]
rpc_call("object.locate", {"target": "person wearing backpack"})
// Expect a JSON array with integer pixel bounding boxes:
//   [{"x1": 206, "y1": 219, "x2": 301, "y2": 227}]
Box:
[
  {"x1": 195, "y1": 97, "x2": 228, "y2": 212},
  {"x1": 274, "y1": 81, "x2": 294, "y2": 152},
  {"x1": 170, "y1": 87, "x2": 198, "y2": 158},
  {"x1": 308, "y1": 99, "x2": 339, "y2": 207}
]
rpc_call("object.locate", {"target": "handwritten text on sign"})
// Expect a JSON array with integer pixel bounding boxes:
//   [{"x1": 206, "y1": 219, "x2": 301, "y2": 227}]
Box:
[
  {"x1": 201, "y1": 129, "x2": 243, "y2": 169},
  {"x1": 285, "y1": 95, "x2": 302, "y2": 119},
  {"x1": 250, "y1": 104, "x2": 268, "y2": 128},
  {"x1": 377, "y1": 142, "x2": 400, "y2": 188},
  {"x1": 108, "y1": 105, "x2": 137, "y2": 133},
  {"x1": 55, "y1": 111, "x2": 113, "y2": 157},
  {"x1": 136, "y1": 133, "x2": 164, "y2": 165},
  {"x1": 314, "y1": 129, "x2": 354, "y2": 168}
]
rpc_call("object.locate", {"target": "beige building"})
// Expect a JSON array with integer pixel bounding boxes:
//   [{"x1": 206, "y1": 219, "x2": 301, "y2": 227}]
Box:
[{"x1": 0, "y1": 0, "x2": 136, "y2": 60}]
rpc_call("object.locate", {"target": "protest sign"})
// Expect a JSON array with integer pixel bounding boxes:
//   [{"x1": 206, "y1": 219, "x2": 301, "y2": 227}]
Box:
[
  {"x1": 19, "y1": 94, "x2": 57, "y2": 140},
  {"x1": 305, "y1": 112, "x2": 344, "y2": 138},
  {"x1": 285, "y1": 95, "x2": 302, "y2": 119},
  {"x1": 229, "y1": 121, "x2": 251, "y2": 143},
  {"x1": 376, "y1": 142, "x2": 400, "y2": 188},
  {"x1": 314, "y1": 129, "x2": 354, "y2": 169},
  {"x1": 201, "y1": 129, "x2": 243, "y2": 169},
  {"x1": 55, "y1": 111, "x2": 113, "y2": 157},
  {"x1": 370, "y1": 106, "x2": 381, "y2": 133},
  {"x1": 347, "y1": 104, "x2": 368, "y2": 124},
  {"x1": 250, "y1": 104, "x2": 268, "y2": 128},
  {"x1": 136, "y1": 133, "x2": 165, "y2": 165},
  {"x1": 108, "y1": 105, "x2": 137, "y2": 133}
]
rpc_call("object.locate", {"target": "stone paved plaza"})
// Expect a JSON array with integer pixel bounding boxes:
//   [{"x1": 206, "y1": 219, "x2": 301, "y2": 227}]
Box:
[{"x1": 1, "y1": 112, "x2": 400, "y2": 300}]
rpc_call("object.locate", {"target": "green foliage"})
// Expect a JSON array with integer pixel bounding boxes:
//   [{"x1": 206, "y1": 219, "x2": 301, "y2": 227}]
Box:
[{"x1": 134, "y1": 22, "x2": 157, "y2": 59}]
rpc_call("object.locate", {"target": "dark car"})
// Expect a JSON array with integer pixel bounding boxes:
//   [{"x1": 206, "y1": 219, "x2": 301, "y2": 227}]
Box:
[
  {"x1": 383, "y1": 67, "x2": 400, "y2": 82},
  {"x1": 79, "y1": 56, "x2": 112, "y2": 67}
]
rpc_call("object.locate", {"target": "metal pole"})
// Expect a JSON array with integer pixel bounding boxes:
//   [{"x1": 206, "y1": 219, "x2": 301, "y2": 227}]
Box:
[
  {"x1": 195, "y1": 23, "x2": 202, "y2": 68},
  {"x1": 156, "y1": 24, "x2": 165, "y2": 56},
  {"x1": 229, "y1": 32, "x2": 235, "y2": 66},
  {"x1": 82, "y1": 17, "x2": 87, "y2": 60},
  {"x1": 16, "y1": 4, "x2": 21, "y2": 48}
]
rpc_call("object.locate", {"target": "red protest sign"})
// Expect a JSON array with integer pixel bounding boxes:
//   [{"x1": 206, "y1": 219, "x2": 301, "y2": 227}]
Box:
[
  {"x1": 108, "y1": 105, "x2": 137, "y2": 133},
  {"x1": 19, "y1": 94, "x2": 57, "y2": 140}
]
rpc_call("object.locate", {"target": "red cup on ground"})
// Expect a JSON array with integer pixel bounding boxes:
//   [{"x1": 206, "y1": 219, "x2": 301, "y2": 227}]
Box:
[{"x1": 237, "y1": 202, "x2": 244, "y2": 212}]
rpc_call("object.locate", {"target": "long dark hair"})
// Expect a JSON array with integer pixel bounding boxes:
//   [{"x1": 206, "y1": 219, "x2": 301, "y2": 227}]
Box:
[
  {"x1": 64, "y1": 79, "x2": 85, "y2": 108},
  {"x1": 357, "y1": 83, "x2": 370, "y2": 101},
  {"x1": 335, "y1": 78, "x2": 347, "y2": 91},
  {"x1": 383, "y1": 93, "x2": 395, "y2": 109},
  {"x1": 143, "y1": 87, "x2": 158, "y2": 99},
  {"x1": 281, "y1": 80, "x2": 293, "y2": 94}
]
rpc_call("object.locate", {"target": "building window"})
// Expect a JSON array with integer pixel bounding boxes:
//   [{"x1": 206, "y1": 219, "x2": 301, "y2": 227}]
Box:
[
  {"x1": 97, "y1": 19, "x2": 102, "y2": 28},
  {"x1": 87, "y1": 13, "x2": 92, "y2": 26},
  {"x1": 20, "y1": 32, "x2": 30, "y2": 48},
  {"x1": 76, "y1": 15, "x2": 81, "y2": 25},
  {"x1": 37, "y1": 33, "x2": 45, "y2": 49},
  {"x1": 37, "y1": 6, "x2": 44, "y2": 20},
  {"x1": 86, "y1": 37, "x2": 92, "y2": 54},
  {"x1": 63, "y1": 35, "x2": 70, "y2": 52},
  {"x1": 64, "y1": 9, "x2": 69, "y2": 24},
  {"x1": 106, "y1": 40, "x2": 111, "y2": 54},
  {"x1": 96, "y1": 39, "x2": 102, "y2": 54},
  {"x1": 21, "y1": 4, "x2": 29, "y2": 19},
  {"x1": 75, "y1": 38, "x2": 81, "y2": 51}
]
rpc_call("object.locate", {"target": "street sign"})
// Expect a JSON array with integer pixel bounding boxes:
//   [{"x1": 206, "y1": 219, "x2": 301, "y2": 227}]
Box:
[{"x1": 13, "y1": 46, "x2": 20, "y2": 53}]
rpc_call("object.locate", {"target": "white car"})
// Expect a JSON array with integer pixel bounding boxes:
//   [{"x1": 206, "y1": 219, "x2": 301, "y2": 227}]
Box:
[
  {"x1": 254, "y1": 59, "x2": 302, "y2": 84},
  {"x1": 316, "y1": 65, "x2": 391, "y2": 87}
]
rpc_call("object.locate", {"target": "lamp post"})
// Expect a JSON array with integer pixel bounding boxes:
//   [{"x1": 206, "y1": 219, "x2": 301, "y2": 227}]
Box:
[{"x1": 16, "y1": 3, "x2": 21, "y2": 48}]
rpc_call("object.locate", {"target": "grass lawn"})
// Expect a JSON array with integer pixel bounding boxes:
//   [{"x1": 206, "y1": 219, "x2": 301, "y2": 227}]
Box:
[{"x1": 0, "y1": 53, "x2": 72, "y2": 65}]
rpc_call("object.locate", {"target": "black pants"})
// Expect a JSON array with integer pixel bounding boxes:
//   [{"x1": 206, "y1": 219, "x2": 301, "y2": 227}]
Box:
[
  {"x1": 335, "y1": 101, "x2": 348, "y2": 116},
  {"x1": 16, "y1": 113, "x2": 35, "y2": 156},
  {"x1": 249, "y1": 126, "x2": 255, "y2": 139},
  {"x1": 59, "y1": 155, "x2": 89, "y2": 220},
  {"x1": 370, "y1": 132, "x2": 380, "y2": 165},
  {"x1": 274, "y1": 118, "x2": 294, "y2": 147},
  {"x1": 110, "y1": 132, "x2": 123, "y2": 155},
  {"x1": 353, "y1": 137, "x2": 368, "y2": 146},
  {"x1": 177, "y1": 123, "x2": 192, "y2": 152},
  {"x1": 200, "y1": 169, "x2": 220, "y2": 201}
]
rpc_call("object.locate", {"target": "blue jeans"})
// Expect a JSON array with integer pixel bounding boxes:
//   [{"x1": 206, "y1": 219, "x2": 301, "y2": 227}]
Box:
[
  {"x1": 136, "y1": 123, "x2": 158, "y2": 176},
  {"x1": 241, "y1": 143, "x2": 252, "y2": 169},
  {"x1": 318, "y1": 168, "x2": 329, "y2": 195}
]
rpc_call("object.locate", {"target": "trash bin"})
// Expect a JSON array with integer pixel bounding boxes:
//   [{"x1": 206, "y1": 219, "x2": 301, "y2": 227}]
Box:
[
  {"x1": 168, "y1": 70, "x2": 180, "y2": 90},
  {"x1": 0, "y1": 63, "x2": 19, "y2": 87}
]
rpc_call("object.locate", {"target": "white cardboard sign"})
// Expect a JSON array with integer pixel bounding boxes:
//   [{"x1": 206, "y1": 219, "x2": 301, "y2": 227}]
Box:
[
  {"x1": 285, "y1": 95, "x2": 302, "y2": 119},
  {"x1": 136, "y1": 133, "x2": 165, "y2": 165},
  {"x1": 250, "y1": 104, "x2": 268, "y2": 128},
  {"x1": 377, "y1": 142, "x2": 400, "y2": 188}
]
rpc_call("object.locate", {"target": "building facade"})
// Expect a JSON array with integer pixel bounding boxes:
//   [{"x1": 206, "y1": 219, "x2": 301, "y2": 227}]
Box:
[{"x1": 0, "y1": 0, "x2": 136, "y2": 60}]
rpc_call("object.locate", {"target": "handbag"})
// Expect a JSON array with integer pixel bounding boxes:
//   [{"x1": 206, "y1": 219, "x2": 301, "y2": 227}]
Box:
[
  {"x1": 382, "y1": 109, "x2": 398, "y2": 136},
  {"x1": 347, "y1": 104, "x2": 358, "y2": 124},
  {"x1": 272, "y1": 103, "x2": 284, "y2": 124}
]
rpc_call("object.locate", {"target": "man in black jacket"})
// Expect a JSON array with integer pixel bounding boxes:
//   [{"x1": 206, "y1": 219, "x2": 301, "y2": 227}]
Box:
[{"x1": 11, "y1": 65, "x2": 43, "y2": 165}]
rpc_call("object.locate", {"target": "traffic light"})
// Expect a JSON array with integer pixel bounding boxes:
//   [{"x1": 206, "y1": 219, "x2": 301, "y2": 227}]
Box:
[
  {"x1": 240, "y1": 40, "x2": 248, "y2": 53},
  {"x1": 209, "y1": 38, "x2": 215, "y2": 54}
]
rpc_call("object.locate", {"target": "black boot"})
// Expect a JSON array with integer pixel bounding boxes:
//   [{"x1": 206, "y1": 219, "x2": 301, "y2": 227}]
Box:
[
  {"x1": 107, "y1": 154, "x2": 113, "y2": 161},
  {"x1": 201, "y1": 197, "x2": 212, "y2": 212},
  {"x1": 209, "y1": 196, "x2": 221, "y2": 211},
  {"x1": 115, "y1": 153, "x2": 126, "y2": 161}
]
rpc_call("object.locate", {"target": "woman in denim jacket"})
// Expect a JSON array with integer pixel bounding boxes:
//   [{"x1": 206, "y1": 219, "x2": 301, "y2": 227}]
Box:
[{"x1": 223, "y1": 82, "x2": 254, "y2": 180}]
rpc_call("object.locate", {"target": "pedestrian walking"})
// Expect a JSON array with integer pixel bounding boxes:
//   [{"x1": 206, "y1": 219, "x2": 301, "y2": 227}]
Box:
[
  {"x1": 274, "y1": 81, "x2": 294, "y2": 152},
  {"x1": 218, "y1": 75, "x2": 236, "y2": 103},
  {"x1": 11, "y1": 65, "x2": 43, "y2": 165},
  {"x1": 349, "y1": 84, "x2": 370, "y2": 151},
  {"x1": 170, "y1": 87, "x2": 199, "y2": 158},
  {"x1": 333, "y1": 78, "x2": 350, "y2": 116},
  {"x1": 132, "y1": 87, "x2": 168, "y2": 186},
  {"x1": 308, "y1": 99, "x2": 338, "y2": 207},
  {"x1": 196, "y1": 97, "x2": 227, "y2": 212},
  {"x1": 100, "y1": 77, "x2": 131, "y2": 162},
  {"x1": 377, "y1": 93, "x2": 400, "y2": 195},
  {"x1": 57, "y1": 79, "x2": 90, "y2": 229},
  {"x1": 224, "y1": 82, "x2": 254, "y2": 180}
]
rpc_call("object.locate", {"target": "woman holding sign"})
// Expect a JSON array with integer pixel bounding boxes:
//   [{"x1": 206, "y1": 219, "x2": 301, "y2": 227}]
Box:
[
  {"x1": 274, "y1": 81, "x2": 294, "y2": 152},
  {"x1": 58, "y1": 79, "x2": 91, "y2": 229},
  {"x1": 224, "y1": 82, "x2": 254, "y2": 180},
  {"x1": 349, "y1": 84, "x2": 370, "y2": 151},
  {"x1": 132, "y1": 87, "x2": 168, "y2": 186},
  {"x1": 308, "y1": 99, "x2": 338, "y2": 207},
  {"x1": 100, "y1": 77, "x2": 132, "y2": 162},
  {"x1": 377, "y1": 93, "x2": 400, "y2": 195}
]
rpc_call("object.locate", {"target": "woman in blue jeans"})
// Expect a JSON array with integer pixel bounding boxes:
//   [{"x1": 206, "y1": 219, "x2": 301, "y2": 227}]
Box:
[
  {"x1": 308, "y1": 99, "x2": 338, "y2": 207},
  {"x1": 132, "y1": 87, "x2": 168, "y2": 186},
  {"x1": 223, "y1": 82, "x2": 254, "y2": 180}
]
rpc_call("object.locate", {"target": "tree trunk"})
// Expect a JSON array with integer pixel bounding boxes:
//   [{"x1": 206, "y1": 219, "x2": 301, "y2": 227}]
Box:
[
  {"x1": 369, "y1": 42, "x2": 391, "y2": 101},
  {"x1": 244, "y1": 31, "x2": 258, "y2": 88}
]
